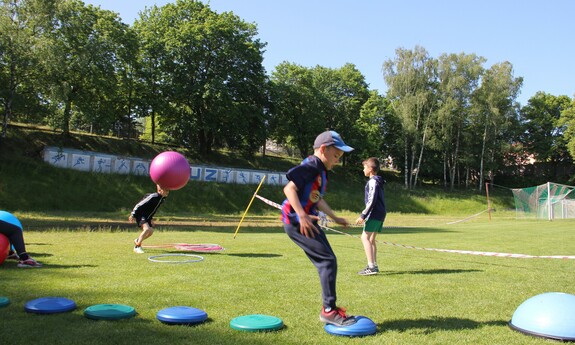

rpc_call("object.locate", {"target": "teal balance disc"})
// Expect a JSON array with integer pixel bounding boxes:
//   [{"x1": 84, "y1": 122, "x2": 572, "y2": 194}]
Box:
[
  {"x1": 230, "y1": 314, "x2": 283, "y2": 332},
  {"x1": 0, "y1": 297, "x2": 10, "y2": 308},
  {"x1": 84, "y1": 304, "x2": 136, "y2": 320}
]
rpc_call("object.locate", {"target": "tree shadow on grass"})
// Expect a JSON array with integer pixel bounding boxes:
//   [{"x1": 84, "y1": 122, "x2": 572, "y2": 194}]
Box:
[{"x1": 379, "y1": 317, "x2": 508, "y2": 334}]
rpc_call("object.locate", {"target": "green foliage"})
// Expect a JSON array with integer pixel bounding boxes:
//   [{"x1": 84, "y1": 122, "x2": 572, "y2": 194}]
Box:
[
  {"x1": 269, "y1": 62, "x2": 370, "y2": 164},
  {"x1": 134, "y1": 0, "x2": 268, "y2": 156},
  {"x1": 521, "y1": 92, "x2": 572, "y2": 164}
]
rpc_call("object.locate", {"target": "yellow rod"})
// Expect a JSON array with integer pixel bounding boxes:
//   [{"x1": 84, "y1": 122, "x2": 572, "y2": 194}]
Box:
[{"x1": 233, "y1": 175, "x2": 267, "y2": 239}]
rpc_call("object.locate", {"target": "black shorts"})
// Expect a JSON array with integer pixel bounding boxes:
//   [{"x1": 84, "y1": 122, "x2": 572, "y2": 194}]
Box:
[{"x1": 136, "y1": 217, "x2": 152, "y2": 228}]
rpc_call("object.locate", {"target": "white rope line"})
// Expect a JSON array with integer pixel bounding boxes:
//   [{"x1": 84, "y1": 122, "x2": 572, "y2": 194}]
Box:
[
  {"x1": 446, "y1": 209, "x2": 489, "y2": 224},
  {"x1": 254, "y1": 194, "x2": 575, "y2": 260}
]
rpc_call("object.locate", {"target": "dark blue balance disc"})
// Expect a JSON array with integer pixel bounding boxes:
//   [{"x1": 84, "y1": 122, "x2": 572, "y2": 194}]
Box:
[
  {"x1": 0, "y1": 296, "x2": 10, "y2": 308},
  {"x1": 157, "y1": 306, "x2": 208, "y2": 325},
  {"x1": 230, "y1": 314, "x2": 283, "y2": 332},
  {"x1": 325, "y1": 316, "x2": 377, "y2": 337},
  {"x1": 24, "y1": 297, "x2": 76, "y2": 314},
  {"x1": 84, "y1": 304, "x2": 136, "y2": 320}
]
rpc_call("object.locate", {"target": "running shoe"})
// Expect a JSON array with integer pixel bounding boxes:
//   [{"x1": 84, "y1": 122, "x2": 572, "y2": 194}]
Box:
[
  {"x1": 320, "y1": 307, "x2": 356, "y2": 326},
  {"x1": 17, "y1": 258, "x2": 42, "y2": 268},
  {"x1": 358, "y1": 266, "x2": 378, "y2": 276}
]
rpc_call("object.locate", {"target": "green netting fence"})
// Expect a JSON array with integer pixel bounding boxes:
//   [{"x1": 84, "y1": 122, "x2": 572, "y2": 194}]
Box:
[{"x1": 512, "y1": 182, "x2": 575, "y2": 220}]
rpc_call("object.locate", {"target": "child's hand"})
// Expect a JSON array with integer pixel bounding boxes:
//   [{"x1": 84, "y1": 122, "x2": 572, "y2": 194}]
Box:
[
  {"x1": 332, "y1": 216, "x2": 349, "y2": 227},
  {"x1": 355, "y1": 217, "x2": 365, "y2": 225},
  {"x1": 128, "y1": 215, "x2": 134, "y2": 222},
  {"x1": 299, "y1": 214, "x2": 320, "y2": 238}
]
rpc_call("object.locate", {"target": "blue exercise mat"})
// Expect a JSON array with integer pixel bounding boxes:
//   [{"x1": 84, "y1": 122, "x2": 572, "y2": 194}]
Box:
[
  {"x1": 157, "y1": 306, "x2": 208, "y2": 325},
  {"x1": 324, "y1": 316, "x2": 377, "y2": 337},
  {"x1": 24, "y1": 297, "x2": 76, "y2": 314}
]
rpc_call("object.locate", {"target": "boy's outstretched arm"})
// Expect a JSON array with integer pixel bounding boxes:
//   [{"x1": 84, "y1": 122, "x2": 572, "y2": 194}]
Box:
[{"x1": 317, "y1": 199, "x2": 349, "y2": 227}]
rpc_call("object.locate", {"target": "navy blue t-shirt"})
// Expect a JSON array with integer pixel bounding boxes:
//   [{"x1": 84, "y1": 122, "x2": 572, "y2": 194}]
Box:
[{"x1": 281, "y1": 155, "x2": 327, "y2": 225}]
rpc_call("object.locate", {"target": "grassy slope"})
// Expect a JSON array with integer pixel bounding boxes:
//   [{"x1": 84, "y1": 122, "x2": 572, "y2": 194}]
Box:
[{"x1": 0, "y1": 123, "x2": 514, "y2": 218}]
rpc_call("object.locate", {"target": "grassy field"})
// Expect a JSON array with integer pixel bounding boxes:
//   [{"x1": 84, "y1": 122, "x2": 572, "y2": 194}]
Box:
[{"x1": 1, "y1": 211, "x2": 574, "y2": 345}]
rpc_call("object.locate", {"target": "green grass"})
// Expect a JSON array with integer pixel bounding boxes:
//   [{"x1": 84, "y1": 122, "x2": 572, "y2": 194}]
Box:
[{"x1": 1, "y1": 212, "x2": 573, "y2": 344}]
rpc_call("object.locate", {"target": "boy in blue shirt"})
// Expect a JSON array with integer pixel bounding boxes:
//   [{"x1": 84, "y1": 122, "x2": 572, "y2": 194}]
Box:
[
  {"x1": 355, "y1": 157, "x2": 386, "y2": 275},
  {"x1": 281, "y1": 130, "x2": 356, "y2": 327}
]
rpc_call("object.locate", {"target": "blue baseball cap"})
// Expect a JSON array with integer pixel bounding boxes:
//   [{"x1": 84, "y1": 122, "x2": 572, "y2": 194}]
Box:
[{"x1": 313, "y1": 130, "x2": 354, "y2": 152}]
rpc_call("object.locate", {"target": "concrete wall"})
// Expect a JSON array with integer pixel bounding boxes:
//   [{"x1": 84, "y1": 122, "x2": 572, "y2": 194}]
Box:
[{"x1": 42, "y1": 146, "x2": 288, "y2": 186}]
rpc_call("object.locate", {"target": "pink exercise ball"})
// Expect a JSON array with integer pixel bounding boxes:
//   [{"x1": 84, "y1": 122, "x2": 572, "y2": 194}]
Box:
[
  {"x1": 149, "y1": 151, "x2": 191, "y2": 190},
  {"x1": 0, "y1": 234, "x2": 9, "y2": 265}
]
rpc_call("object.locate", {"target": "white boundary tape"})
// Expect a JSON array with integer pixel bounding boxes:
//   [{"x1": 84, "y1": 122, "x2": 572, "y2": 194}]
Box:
[{"x1": 254, "y1": 194, "x2": 575, "y2": 260}]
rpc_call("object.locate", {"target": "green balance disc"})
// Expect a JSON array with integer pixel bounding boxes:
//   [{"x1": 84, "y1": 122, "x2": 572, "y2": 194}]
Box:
[
  {"x1": 84, "y1": 304, "x2": 136, "y2": 320},
  {"x1": 0, "y1": 297, "x2": 10, "y2": 308},
  {"x1": 230, "y1": 314, "x2": 283, "y2": 332}
]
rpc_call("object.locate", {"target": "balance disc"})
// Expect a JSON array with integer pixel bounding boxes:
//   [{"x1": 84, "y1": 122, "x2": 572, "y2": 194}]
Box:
[
  {"x1": 510, "y1": 292, "x2": 575, "y2": 341},
  {"x1": 0, "y1": 297, "x2": 10, "y2": 308},
  {"x1": 157, "y1": 306, "x2": 208, "y2": 325},
  {"x1": 325, "y1": 316, "x2": 377, "y2": 337},
  {"x1": 24, "y1": 297, "x2": 76, "y2": 314},
  {"x1": 84, "y1": 304, "x2": 136, "y2": 320},
  {"x1": 230, "y1": 314, "x2": 283, "y2": 332}
]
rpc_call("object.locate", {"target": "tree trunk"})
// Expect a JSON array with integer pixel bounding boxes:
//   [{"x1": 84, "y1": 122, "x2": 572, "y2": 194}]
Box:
[
  {"x1": 63, "y1": 98, "x2": 72, "y2": 136},
  {"x1": 479, "y1": 120, "x2": 489, "y2": 192},
  {"x1": 151, "y1": 111, "x2": 156, "y2": 144},
  {"x1": 404, "y1": 137, "x2": 409, "y2": 189}
]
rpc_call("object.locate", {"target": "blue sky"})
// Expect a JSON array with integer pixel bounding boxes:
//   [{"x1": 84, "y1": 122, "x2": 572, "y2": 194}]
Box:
[{"x1": 85, "y1": 0, "x2": 574, "y2": 105}]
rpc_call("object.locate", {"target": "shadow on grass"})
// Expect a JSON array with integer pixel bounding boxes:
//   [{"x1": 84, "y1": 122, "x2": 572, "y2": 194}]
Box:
[
  {"x1": 225, "y1": 253, "x2": 282, "y2": 258},
  {"x1": 379, "y1": 317, "x2": 508, "y2": 333},
  {"x1": 384, "y1": 269, "x2": 483, "y2": 275}
]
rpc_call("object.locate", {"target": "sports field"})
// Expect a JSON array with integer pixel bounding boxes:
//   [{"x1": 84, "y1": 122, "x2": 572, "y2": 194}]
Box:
[{"x1": 1, "y1": 211, "x2": 573, "y2": 344}]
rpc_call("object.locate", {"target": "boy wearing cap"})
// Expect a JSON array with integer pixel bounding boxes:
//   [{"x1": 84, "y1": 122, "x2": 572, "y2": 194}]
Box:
[{"x1": 281, "y1": 130, "x2": 357, "y2": 327}]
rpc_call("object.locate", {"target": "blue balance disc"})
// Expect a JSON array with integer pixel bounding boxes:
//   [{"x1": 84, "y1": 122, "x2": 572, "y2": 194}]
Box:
[
  {"x1": 84, "y1": 304, "x2": 136, "y2": 320},
  {"x1": 0, "y1": 297, "x2": 10, "y2": 308},
  {"x1": 325, "y1": 316, "x2": 377, "y2": 337},
  {"x1": 24, "y1": 297, "x2": 76, "y2": 314},
  {"x1": 510, "y1": 292, "x2": 575, "y2": 341},
  {"x1": 157, "y1": 306, "x2": 208, "y2": 325},
  {"x1": 230, "y1": 314, "x2": 283, "y2": 332}
]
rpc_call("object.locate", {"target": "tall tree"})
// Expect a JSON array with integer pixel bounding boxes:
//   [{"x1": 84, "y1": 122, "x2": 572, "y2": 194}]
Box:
[
  {"x1": 520, "y1": 92, "x2": 572, "y2": 171},
  {"x1": 35, "y1": 0, "x2": 131, "y2": 136},
  {"x1": 269, "y1": 62, "x2": 325, "y2": 158},
  {"x1": 556, "y1": 96, "x2": 575, "y2": 166},
  {"x1": 434, "y1": 53, "x2": 485, "y2": 190},
  {"x1": 311, "y1": 63, "x2": 369, "y2": 164},
  {"x1": 0, "y1": 0, "x2": 47, "y2": 144},
  {"x1": 471, "y1": 61, "x2": 522, "y2": 191},
  {"x1": 383, "y1": 46, "x2": 438, "y2": 189},
  {"x1": 135, "y1": 0, "x2": 268, "y2": 156},
  {"x1": 355, "y1": 90, "x2": 401, "y2": 160}
]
